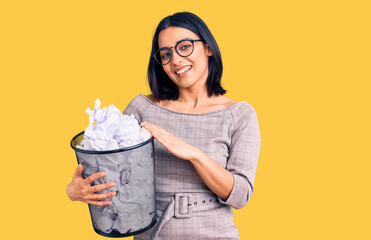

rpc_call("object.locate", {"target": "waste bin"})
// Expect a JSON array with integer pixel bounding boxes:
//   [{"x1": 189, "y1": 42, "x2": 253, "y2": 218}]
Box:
[{"x1": 70, "y1": 131, "x2": 156, "y2": 237}]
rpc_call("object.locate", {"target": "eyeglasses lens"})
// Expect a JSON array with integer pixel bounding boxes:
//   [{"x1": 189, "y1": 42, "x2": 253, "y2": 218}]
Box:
[
  {"x1": 177, "y1": 41, "x2": 193, "y2": 57},
  {"x1": 156, "y1": 49, "x2": 171, "y2": 65}
]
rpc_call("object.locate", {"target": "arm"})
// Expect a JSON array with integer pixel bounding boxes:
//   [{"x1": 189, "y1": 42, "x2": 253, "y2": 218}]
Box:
[
  {"x1": 186, "y1": 107, "x2": 261, "y2": 204},
  {"x1": 217, "y1": 109, "x2": 261, "y2": 209},
  {"x1": 189, "y1": 150, "x2": 234, "y2": 201}
]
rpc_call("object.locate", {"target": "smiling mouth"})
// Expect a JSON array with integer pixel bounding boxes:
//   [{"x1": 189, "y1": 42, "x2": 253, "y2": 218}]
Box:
[{"x1": 175, "y1": 66, "x2": 192, "y2": 75}]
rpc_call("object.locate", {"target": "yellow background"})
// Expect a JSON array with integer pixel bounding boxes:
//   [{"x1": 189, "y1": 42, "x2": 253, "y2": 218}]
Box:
[{"x1": 1, "y1": 0, "x2": 370, "y2": 239}]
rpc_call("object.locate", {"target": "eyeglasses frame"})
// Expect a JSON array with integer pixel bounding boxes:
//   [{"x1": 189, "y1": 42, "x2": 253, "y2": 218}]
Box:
[{"x1": 153, "y1": 39, "x2": 204, "y2": 65}]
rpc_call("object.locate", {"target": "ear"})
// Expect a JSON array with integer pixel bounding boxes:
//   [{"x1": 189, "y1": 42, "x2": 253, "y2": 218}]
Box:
[{"x1": 205, "y1": 43, "x2": 213, "y2": 56}]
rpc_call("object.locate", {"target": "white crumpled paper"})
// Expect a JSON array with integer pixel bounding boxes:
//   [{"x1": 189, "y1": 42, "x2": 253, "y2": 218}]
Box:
[{"x1": 78, "y1": 98, "x2": 151, "y2": 151}]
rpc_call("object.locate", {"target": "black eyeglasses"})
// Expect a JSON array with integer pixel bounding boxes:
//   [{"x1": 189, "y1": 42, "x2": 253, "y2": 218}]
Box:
[{"x1": 153, "y1": 39, "x2": 203, "y2": 65}]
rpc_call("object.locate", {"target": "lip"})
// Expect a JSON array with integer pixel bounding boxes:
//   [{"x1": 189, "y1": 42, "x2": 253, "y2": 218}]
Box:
[{"x1": 174, "y1": 65, "x2": 192, "y2": 75}]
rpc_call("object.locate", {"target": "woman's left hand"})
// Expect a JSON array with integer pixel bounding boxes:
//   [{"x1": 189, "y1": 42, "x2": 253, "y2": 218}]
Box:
[{"x1": 140, "y1": 121, "x2": 201, "y2": 161}]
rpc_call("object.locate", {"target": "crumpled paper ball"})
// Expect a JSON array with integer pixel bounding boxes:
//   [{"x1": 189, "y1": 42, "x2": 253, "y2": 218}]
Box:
[{"x1": 78, "y1": 98, "x2": 151, "y2": 150}]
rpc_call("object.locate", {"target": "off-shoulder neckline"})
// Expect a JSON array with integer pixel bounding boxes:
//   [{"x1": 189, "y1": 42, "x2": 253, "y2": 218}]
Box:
[{"x1": 139, "y1": 94, "x2": 245, "y2": 116}]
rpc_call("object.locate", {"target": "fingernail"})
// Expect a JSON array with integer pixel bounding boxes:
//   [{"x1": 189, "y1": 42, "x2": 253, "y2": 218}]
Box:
[
  {"x1": 110, "y1": 182, "x2": 115, "y2": 186},
  {"x1": 101, "y1": 172, "x2": 106, "y2": 177}
]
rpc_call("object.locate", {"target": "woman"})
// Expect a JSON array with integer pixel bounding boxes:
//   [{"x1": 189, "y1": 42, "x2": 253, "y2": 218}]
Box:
[{"x1": 67, "y1": 12, "x2": 261, "y2": 239}]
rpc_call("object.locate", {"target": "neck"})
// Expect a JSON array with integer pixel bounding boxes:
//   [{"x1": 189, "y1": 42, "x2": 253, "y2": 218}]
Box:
[{"x1": 177, "y1": 86, "x2": 213, "y2": 109}]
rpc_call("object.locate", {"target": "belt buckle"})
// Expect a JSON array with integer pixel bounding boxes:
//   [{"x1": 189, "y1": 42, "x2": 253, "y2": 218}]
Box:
[{"x1": 174, "y1": 193, "x2": 192, "y2": 219}]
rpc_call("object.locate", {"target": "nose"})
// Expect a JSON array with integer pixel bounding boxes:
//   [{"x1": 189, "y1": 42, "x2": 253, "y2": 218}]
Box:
[{"x1": 170, "y1": 48, "x2": 183, "y2": 64}]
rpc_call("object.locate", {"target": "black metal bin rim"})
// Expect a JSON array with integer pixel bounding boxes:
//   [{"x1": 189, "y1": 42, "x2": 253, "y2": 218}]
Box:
[{"x1": 70, "y1": 131, "x2": 154, "y2": 154}]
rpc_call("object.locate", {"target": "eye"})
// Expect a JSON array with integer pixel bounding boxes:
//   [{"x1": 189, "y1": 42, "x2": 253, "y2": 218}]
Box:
[
  {"x1": 161, "y1": 52, "x2": 170, "y2": 60},
  {"x1": 180, "y1": 44, "x2": 192, "y2": 50}
]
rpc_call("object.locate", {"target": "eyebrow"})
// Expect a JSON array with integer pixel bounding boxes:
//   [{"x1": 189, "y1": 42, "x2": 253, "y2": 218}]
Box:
[{"x1": 158, "y1": 37, "x2": 194, "y2": 49}]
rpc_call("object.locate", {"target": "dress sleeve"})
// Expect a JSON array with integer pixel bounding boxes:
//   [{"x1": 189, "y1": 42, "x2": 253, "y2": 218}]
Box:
[{"x1": 218, "y1": 106, "x2": 261, "y2": 209}]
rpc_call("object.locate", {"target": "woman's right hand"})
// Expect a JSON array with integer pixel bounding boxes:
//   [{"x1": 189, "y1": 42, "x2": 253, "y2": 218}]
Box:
[{"x1": 66, "y1": 163, "x2": 116, "y2": 206}]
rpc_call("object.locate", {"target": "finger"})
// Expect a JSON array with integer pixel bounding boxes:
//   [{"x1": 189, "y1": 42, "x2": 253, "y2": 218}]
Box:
[
  {"x1": 142, "y1": 125, "x2": 159, "y2": 139},
  {"x1": 141, "y1": 123, "x2": 154, "y2": 135},
  {"x1": 141, "y1": 122, "x2": 173, "y2": 146},
  {"x1": 141, "y1": 121, "x2": 161, "y2": 130},
  {"x1": 151, "y1": 128, "x2": 172, "y2": 144},
  {"x1": 89, "y1": 191, "x2": 117, "y2": 201},
  {"x1": 73, "y1": 163, "x2": 84, "y2": 179},
  {"x1": 144, "y1": 124, "x2": 171, "y2": 139},
  {"x1": 151, "y1": 131, "x2": 163, "y2": 143},
  {"x1": 141, "y1": 122, "x2": 154, "y2": 132},
  {"x1": 152, "y1": 132, "x2": 173, "y2": 150},
  {"x1": 83, "y1": 171, "x2": 106, "y2": 185},
  {"x1": 142, "y1": 122, "x2": 166, "y2": 133},
  {"x1": 86, "y1": 200, "x2": 112, "y2": 206},
  {"x1": 149, "y1": 125, "x2": 175, "y2": 140},
  {"x1": 89, "y1": 182, "x2": 116, "y2": 193}
]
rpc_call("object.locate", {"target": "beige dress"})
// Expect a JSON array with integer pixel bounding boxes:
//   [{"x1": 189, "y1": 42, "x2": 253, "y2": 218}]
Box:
[{"x1": 123, "y1": 94, "x2": 261, "y2": 240}]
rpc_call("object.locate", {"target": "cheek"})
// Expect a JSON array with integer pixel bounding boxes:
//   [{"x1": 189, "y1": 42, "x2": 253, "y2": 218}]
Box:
[
  {"x1": 162, "y1": 66, "x2": 172, "y2": 76},
  {"x1": 162, "y1": 67, "x2": 170, "y2": 75},
  {"x1": 162, "y1": 66, "x2": 177, "y2": 81}
]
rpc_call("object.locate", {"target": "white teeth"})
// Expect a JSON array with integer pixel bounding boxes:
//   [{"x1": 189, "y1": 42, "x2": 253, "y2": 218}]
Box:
[{"x1": 176, "y1": 66, "x2": 191, "y2": 75}]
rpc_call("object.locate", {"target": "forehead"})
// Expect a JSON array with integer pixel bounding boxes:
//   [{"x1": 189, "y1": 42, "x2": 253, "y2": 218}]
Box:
[{"x1": 158, "y1": 27, "x2": 199, "y2": 48}]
